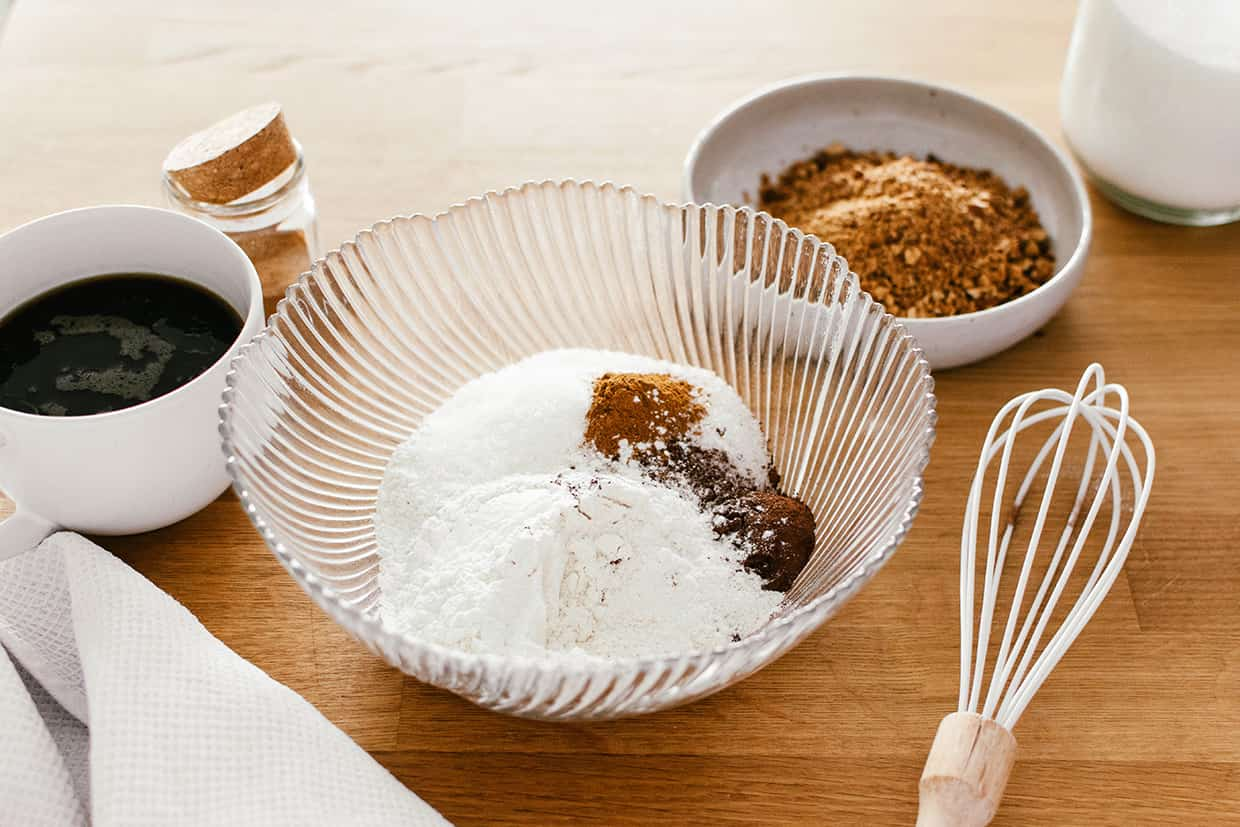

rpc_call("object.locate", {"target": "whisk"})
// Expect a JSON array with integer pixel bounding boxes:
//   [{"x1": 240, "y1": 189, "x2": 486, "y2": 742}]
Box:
[{"x1": 916, "y1": 364, "x2": 1155, "y2": 826}]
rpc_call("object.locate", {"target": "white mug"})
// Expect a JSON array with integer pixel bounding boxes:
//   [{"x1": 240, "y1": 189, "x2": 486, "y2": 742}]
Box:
[{"x1": 0, "y1": 205, "x2": 263, "y2": 557}]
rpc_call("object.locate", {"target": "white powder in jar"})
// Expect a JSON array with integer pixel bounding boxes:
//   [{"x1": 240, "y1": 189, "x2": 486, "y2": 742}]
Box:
[
  {"x1": 375, "y1": 349, "x2": 782, "y2": 660},
  {"x1": 1061, "y1": 0, "x2": 1240, "y2": 211}
]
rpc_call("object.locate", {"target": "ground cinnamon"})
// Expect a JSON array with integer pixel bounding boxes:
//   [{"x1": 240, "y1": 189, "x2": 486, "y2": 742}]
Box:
[
  {"x1": 758, "y1": 144, "x2": 1056, "y2": 318},
  {"x1": 231, "y1": 227, "x2": 312, "y2": 313},
  {"x1": 585, "y1": 373, "x2": 705, "y2": 457}
]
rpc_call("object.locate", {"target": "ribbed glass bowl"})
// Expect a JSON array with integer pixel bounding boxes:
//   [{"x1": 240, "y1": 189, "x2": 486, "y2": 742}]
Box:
[{"x1": 220, "y1": 180, "x2": 936, "y2": 720}]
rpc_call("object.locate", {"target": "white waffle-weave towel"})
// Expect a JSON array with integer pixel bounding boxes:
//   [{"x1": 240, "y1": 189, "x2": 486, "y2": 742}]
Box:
[{"x1": 0, "y1": 531, "x2": 449, "y2": 827}]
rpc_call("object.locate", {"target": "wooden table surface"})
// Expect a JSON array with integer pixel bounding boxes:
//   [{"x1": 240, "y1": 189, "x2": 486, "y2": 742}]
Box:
[{"x1": 2, "y1": 1, "x2": 1238, "y2": 824}]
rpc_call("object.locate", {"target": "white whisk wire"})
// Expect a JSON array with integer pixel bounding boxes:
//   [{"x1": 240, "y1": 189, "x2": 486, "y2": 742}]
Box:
[
  {"x1": 984, "y1": 378, "x2": 1117, "y2": 720},
  {"x1": 957, "y1": 364, "x2": 1155, "y2": 729},
  {"x1": 920, "y1": 365, "x2": 1153, "y2": 827}
]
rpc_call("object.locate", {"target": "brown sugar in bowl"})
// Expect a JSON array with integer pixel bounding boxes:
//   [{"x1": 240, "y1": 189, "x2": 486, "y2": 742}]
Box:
[{"x1": 683, "y1": 75, "x2": 1091, "y2": 370}]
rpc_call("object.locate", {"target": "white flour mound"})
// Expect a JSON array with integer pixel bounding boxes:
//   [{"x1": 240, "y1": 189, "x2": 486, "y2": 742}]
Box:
[{"x1": 375, "y1": 349, "x2": 780, "y2": 660}]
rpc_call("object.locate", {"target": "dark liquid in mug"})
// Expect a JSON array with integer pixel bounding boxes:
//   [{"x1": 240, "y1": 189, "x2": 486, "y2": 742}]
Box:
[{"x1": 0, "y1": 273, "x2": 243, "y2": 417}]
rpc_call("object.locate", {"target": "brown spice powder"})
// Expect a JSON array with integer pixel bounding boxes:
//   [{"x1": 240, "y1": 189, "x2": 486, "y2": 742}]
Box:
[
  {"x1": 758, "y1": 144, "x2": 1056, "y2": 318},
  {"x1": 585, "y1": 373, "x2": 705, "y2": 457},
  {"x1": 230, "y1": 227, "x2": 312, "y2": 315}
]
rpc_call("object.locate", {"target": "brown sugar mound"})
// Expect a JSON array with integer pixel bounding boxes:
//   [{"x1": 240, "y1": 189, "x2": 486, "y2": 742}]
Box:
[
  {"x1": 757, "y1": 144, "x2": 1055, "y2": 318},
  {"x1": 713, "y1": 491, "x2": 816, "y2": 592},
  {"x1": 585, "y1": 373, "x2": 705, "y2": 457}
]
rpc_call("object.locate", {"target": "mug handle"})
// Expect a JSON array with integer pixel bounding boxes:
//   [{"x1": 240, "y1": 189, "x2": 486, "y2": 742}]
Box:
[{"x1": 0, "y1": 506, "x2": 58, "y2": 561}]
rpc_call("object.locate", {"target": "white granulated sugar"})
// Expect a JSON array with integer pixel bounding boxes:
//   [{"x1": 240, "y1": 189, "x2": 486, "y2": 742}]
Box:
[{"x1": 375, "y1": 348, "x2": 780, "y2": 660}]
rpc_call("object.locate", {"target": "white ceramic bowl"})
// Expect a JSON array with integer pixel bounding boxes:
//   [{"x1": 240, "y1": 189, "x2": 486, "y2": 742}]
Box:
[
  {"x1": 684, "y1": 75, "x2": 1092, "y2": 370},
  {"x1": 221, "y1": 181, "x2": 936, "y2": 720}
]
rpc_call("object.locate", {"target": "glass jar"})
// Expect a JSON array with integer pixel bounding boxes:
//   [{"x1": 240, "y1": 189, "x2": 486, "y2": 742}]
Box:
[
  {"x1": 163, "y1": 143, "x2": 319, "y2": 312},
  {"x1": 1060, "y1": 0, "x2": 1240, "y2": 225}
]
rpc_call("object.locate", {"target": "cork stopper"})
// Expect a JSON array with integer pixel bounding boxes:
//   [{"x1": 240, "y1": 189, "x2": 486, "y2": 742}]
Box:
[{"x1": 163, "y1": 102, "x2": 298, "y2": 204}]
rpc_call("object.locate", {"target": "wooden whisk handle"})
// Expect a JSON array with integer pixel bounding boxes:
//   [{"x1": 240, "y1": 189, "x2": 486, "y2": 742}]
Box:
[{"x1": 916, "y1": 712, "x2": 1017, "y2": 827}]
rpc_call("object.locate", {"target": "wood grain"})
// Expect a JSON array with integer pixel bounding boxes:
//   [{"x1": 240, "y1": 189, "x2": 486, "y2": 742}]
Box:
[{"x1": 2, "y1": 0, "x2": 1239, "y2": 823}]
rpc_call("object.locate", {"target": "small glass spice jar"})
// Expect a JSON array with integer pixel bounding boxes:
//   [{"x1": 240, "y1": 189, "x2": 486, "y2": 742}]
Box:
[{"x1": 162, "y1": 103, "x2": 319, "y2": 312}]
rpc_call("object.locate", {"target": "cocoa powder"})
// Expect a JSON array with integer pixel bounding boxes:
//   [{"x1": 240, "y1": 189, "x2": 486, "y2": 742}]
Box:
[
  {"x1": 758, "y1": 144, "x2": 1056, "y2": 318},
  {"x1": 713, "y1": 491, "x2": 816, "y2": 592}
]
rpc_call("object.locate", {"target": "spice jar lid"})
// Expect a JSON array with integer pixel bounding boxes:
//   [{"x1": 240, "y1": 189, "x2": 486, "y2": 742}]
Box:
[{"x1": 162, "y1": 102, "x2": 298, "y2": 205}]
